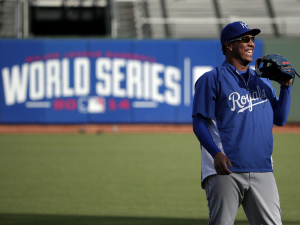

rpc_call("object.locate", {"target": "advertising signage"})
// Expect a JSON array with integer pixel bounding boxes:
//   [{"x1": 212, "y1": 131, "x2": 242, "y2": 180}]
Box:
[{"x1": 0, "y1": 39, "x2": 262, "y2": 124}]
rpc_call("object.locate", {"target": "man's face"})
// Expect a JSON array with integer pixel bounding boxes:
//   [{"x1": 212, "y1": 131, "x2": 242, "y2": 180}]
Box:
[{"x1": 228, "y1": 35, "x2": 255, "y2": 65}]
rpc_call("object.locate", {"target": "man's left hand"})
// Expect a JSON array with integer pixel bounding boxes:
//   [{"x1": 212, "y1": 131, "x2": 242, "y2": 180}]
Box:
[{"x1": 273, "y1": 77, "x2": 293, "y2": 86}]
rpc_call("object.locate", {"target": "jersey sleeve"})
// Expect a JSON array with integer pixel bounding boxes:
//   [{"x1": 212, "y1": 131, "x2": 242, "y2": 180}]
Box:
[
  {"x1": 273, "y1": 85, "x2": 292, "y2": 126},
  {"x1": 193, "y1": 114, "x2": 221, "y2": 157},
  {"x1": 192, "y1": 71, "x2": 216, "y2": 119},
  {"x1": 261, "y1": 77, "x2": 292, "y2": 126}
]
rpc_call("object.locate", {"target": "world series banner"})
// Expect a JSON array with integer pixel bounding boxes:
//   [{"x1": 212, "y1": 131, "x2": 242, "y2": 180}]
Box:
[{"x1": 0, "y1": 39, "x2": 263, "y2": 124}]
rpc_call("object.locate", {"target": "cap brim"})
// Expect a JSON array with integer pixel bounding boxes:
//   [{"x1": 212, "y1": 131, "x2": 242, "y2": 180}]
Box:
[{"x1": 233, "y1": 28, "x2": 261, "y2": 39}]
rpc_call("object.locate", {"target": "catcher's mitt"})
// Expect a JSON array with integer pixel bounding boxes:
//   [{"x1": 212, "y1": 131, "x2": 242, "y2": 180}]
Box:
[{"x1": 255, "y1": 53, "x2": 300, "y2": 82}]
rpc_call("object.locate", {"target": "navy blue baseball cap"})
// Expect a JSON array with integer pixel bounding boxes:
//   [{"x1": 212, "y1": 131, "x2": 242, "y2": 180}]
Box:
[{"x1": 220, "y1": 21, "x2": 261, "y2": 46}]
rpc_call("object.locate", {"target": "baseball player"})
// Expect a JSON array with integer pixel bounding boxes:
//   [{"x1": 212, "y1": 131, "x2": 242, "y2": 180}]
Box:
[{"x1": 192, "y1": 21, "x2": 292, "y2": 224}]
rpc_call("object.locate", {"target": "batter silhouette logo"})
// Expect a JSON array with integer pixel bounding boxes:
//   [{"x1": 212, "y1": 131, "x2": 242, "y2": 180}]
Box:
[{"x1": 78, "y1": 96, "x2": 106, "y2": 113}]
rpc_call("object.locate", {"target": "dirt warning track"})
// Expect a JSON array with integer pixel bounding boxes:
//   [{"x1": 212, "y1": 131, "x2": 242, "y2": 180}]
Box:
[{"x1": 0, "y1": 124, "x2": 299, "y2": 134}]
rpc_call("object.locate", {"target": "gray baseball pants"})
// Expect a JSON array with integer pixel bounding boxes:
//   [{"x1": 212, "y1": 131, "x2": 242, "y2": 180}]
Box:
[{"x1": 204, "y1": 172, "x2": 282, "y2": 225}]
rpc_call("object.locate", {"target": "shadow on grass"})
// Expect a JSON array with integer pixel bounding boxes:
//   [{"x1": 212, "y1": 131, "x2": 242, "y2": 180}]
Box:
[{"x1": 0, "y1": 214, "x2": 299, "y2": 225}]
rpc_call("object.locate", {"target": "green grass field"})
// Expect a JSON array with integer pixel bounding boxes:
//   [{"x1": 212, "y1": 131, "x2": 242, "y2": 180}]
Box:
[{"x1": 0, "y1": 133, "x2": 299, "y2": 225}]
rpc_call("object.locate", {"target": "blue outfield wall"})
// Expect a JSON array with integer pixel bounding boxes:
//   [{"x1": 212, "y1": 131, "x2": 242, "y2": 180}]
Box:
[{"x1": 0, "y1": 39, "x2": 263, "y2": 124}]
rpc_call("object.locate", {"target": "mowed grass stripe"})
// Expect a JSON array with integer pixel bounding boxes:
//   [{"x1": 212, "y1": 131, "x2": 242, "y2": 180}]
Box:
[
  {"x1": 0, "y1": 133, "x2": 299, "y2": 224},
  {"x1": 0, "y1": 134, "x2": 205, "y2": 217}
]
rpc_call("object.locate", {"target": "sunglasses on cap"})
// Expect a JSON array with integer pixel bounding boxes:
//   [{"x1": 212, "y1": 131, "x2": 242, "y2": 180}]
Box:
[{"x1": 228, "y1": 36, "x2": 255, "y2": 43}]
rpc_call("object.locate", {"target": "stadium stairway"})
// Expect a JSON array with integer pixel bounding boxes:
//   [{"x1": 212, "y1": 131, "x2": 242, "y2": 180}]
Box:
[{"x1": 0, "y1": 0, "x2": 18, "y2": 38}]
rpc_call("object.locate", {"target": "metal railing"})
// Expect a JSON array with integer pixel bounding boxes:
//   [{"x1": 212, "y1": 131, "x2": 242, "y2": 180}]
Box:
[
  {"x1": 111, "y1": 0, "x2": 300, "y2": 39},
  {"x1": 0, "y1": 0, "x2": 29, "y2": 38},
  {"x1": 2, "y1": 0, "x2": 300, "y2": 39}
]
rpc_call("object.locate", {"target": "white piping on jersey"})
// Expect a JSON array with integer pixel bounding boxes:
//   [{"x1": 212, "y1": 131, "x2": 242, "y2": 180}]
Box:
[
  {"x1": 236, "y1": 70, "x2": 250, "y2": 90},
  {"x1": 201, "y1": 117, "x2": 224, "y2": 187}
]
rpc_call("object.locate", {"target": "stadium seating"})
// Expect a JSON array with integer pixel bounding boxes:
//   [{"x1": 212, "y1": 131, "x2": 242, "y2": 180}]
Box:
[
  {"x1": 0, "y1": 0, "x2": 18, "y2": 37},
  {"x1": 1, "y1": 0, "x2": 300, "y2": 38},
  {"x1": 130, "y1": 0, "x2": 300, "y2": 39}
]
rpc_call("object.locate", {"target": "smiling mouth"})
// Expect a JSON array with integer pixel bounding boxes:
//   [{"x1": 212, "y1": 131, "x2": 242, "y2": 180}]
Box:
[{"x1": 246, "y1": 50, "x2": 253, "y2": 55}]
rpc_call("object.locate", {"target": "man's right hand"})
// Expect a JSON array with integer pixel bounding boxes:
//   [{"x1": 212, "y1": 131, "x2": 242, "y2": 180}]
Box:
[{"x1": 214, "y1": 152, "x2": 232, "y2": 175}]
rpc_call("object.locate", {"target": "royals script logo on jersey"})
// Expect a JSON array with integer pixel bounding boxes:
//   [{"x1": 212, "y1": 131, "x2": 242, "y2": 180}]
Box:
[{"x1": 228, "y1": 86, "x2": 267, "y2": 113}]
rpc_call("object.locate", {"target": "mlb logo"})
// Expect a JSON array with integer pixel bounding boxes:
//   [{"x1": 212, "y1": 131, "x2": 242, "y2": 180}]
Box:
[
  {"x1": 87, "y1": 97, "x2": 105, "y2": 113},
  {"x1": 78, "y1": 97, "x2": 106, "y2": 113}
]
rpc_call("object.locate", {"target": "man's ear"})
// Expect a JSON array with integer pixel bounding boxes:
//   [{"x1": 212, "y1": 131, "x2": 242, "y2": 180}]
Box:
[{"x1": 225, "y1": 42, "x2": 233, "y2": 52}]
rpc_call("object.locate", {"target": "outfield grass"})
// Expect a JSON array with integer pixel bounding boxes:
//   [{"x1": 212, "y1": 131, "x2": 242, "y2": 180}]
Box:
[{"x1": 0, "y1": 133, "x2": 299, "y2": 225}]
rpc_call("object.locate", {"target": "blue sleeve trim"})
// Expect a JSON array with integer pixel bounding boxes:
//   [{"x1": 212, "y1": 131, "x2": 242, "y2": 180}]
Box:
[
  {"x1": 193, "y1": 114, "x2": 221, "y2": 157},
  {"x1": 280, "y1": 84, "x2": 292, "y2": 91},
  {"x1": 273, "y1": 85, "x2": 292, "y2": 126}
]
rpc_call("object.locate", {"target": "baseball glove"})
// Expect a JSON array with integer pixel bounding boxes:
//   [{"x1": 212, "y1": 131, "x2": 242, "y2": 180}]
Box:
[{"x1": 255, "y1": 53, "x2": 300, "y2": 82}]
